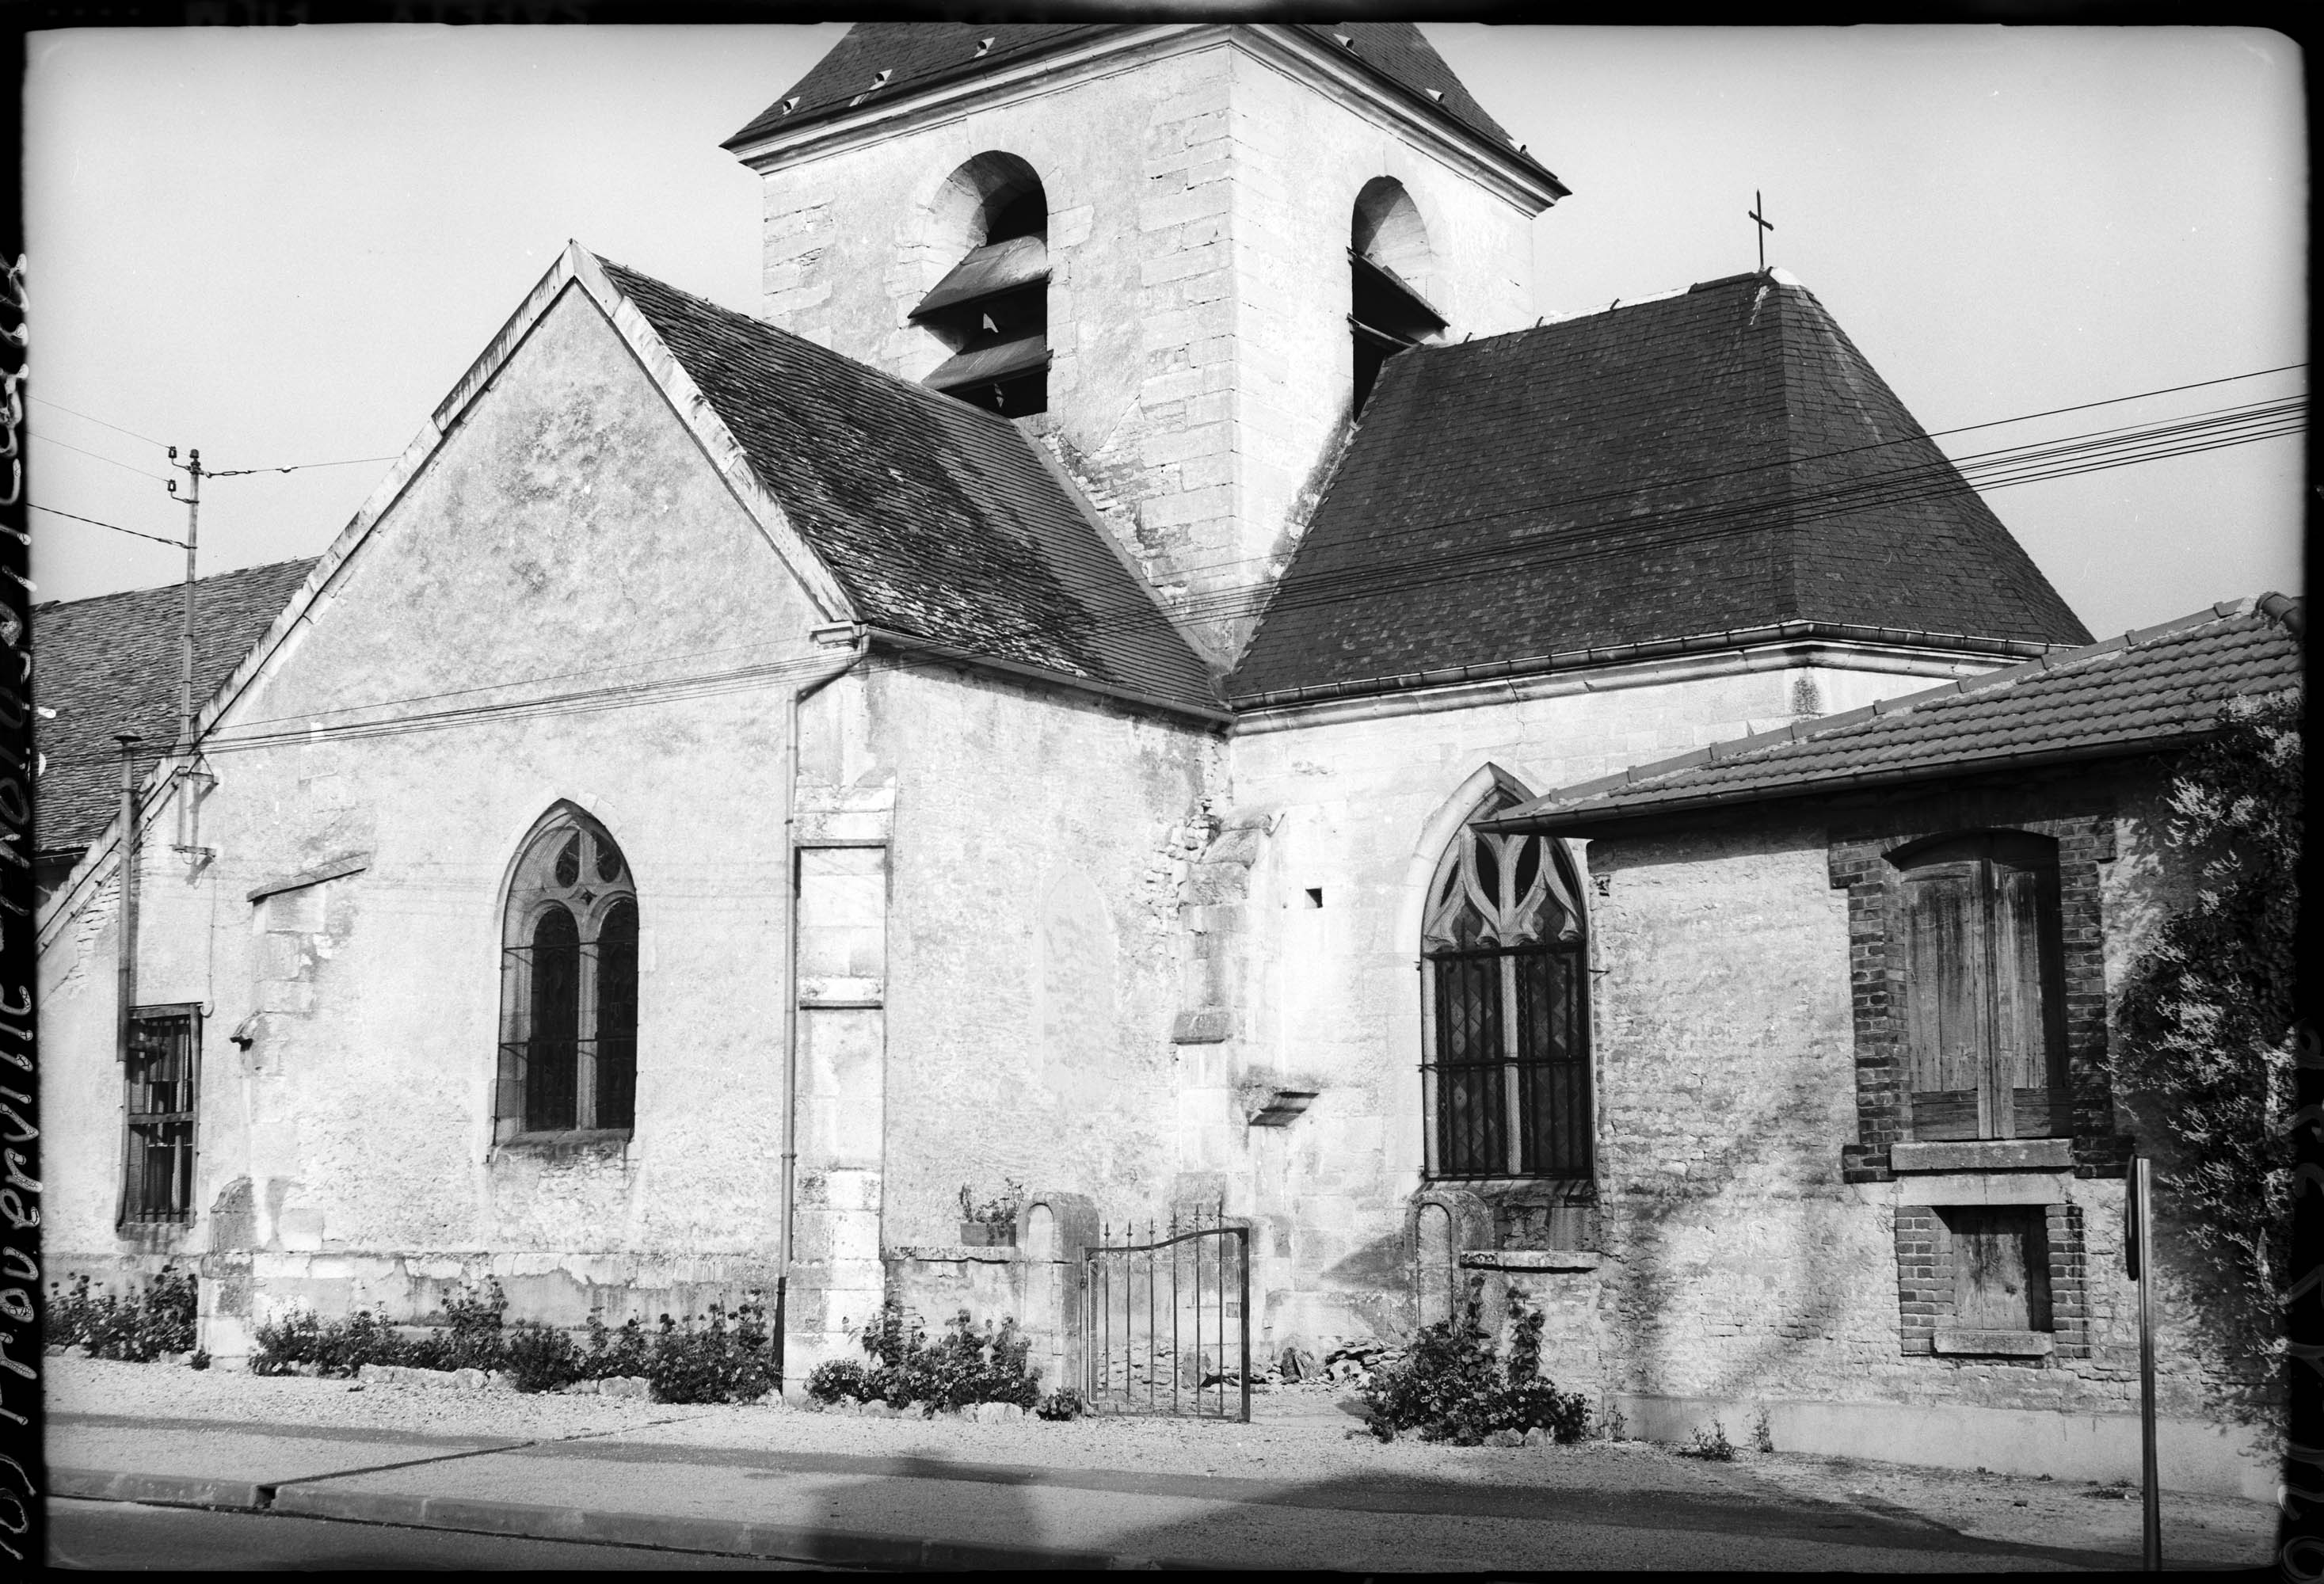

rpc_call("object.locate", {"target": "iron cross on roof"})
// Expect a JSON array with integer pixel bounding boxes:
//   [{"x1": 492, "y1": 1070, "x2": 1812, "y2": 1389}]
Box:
[{"x1": 1748, "y1": 190, "x2": 1774, "y2": 274}]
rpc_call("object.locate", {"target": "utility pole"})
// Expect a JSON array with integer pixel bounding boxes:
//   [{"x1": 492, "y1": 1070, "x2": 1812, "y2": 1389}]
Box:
[
  {"x1": 166, "y1": 447, "x2": 200, "y2": 746},
  {"x1": 166, "y1": 448, "x2": 209, "y2": 863}
]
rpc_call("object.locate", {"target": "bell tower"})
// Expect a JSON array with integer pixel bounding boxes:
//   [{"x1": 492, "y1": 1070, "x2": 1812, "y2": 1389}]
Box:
[{"x1": 726, "y1": 23, "x2": 1565, "y2": 665}]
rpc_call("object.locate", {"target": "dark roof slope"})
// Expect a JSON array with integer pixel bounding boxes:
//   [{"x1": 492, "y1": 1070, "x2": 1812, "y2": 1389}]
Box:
[
  {"x1": 32, "y1": 558, "x2": 317, "y2": 857},
  {"x1": 1229, "y1": 273, "x2": 2092, "y2": 705},
  {"x1": 726, "y1": 22, "x2": 1560, "y2": 188},
  {"x1": 597, "y1": 260, "x2": 1218, "y2": 717},
  {"x1": 1486, "y1": 594, "x2": 2303, "y2": 834}
]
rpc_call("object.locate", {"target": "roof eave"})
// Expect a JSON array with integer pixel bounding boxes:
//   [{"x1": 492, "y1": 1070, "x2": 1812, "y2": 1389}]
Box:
[{"x1": 1480, "y1": 734, "x2": 2211, "y2": 838}]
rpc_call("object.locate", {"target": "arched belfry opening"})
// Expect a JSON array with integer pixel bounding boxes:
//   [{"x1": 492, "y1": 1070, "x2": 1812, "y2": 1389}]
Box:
[
  {"x1": 914, "y1": 152, "x2": 1050, "y2": 417},
  {"x1": 1349, "y1": 177, "x2": 1446, "y2": 415}
]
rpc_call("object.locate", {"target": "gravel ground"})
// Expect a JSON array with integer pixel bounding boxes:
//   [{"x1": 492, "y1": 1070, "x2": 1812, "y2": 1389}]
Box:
[{"x1": 45, "y1": 1357, "x2": 2277, "y2": 1566}]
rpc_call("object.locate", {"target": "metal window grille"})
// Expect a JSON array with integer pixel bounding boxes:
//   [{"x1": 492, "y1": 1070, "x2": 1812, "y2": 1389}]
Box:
[
  {"x1": 1425, "y1": 943, "x2": 1591, "y2": 1181},
  {"x1": 122, "y1": 1008, "x2": 198, "y2": 1224}
]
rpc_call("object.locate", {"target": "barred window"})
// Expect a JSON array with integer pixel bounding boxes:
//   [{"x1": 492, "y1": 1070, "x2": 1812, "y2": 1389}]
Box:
[
  {"x1": 121, "y1": 1005, "x2": 199, "y2": 1225},
  {"x1": 497, "y1": 808, "x2": 638, "y2": 1141},
  {"x1": 1421, "y1": 803, "x2": 1591, "y2": 1180}
]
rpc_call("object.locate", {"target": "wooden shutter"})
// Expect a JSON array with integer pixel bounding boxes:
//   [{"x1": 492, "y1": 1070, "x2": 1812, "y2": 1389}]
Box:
[
  {"x1": 1988, "y1": 843, "x2": 2067, "y2": 1137},
  {"x1": 1900, "y1": 862, "x2": 1987, "y2": 1140},
  {"x1": 1947, "y1": 1205, "x2": 2054, "y2": 1331}
]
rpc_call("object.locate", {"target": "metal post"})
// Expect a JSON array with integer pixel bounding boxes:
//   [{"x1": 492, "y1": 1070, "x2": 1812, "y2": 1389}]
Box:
[
  {"x1": 1147, "y1": 1218, "x2": 1156, "y2": 1411},
  {"x1": 2135, "y1": 1156, "x2": 2161, "y2": 1570},
  {"x1": 1171, "y1": 1211, "x2": 1180, "y2": 1416},
  {"x1": 1237, "y1": 1224, "x2": 1252, "y2": 1425}
]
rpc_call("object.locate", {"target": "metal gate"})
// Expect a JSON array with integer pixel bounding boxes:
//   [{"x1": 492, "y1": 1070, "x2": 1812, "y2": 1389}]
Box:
[{"x1": 1081, "y1": 1206, "x2": 1250, "y2": 1422}]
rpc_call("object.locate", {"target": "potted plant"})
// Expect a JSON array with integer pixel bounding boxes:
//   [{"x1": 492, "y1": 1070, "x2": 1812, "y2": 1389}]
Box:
[{"x1": 958, "y1": 1178, "x2": 1024, "y2": 1247}]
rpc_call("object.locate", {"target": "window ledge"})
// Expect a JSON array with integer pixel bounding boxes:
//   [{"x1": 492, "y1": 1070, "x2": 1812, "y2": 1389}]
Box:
[
  {"x1": 1933, "y1": 1329, "x2": 2055, "y2": 1358},
  {"x1": 1892, "y1": 1139, "x2": 2072, "y2": 1173},
  {"x1": 889, "y1": 1243, "x2": 1019, "y2": 1264},
  {"x1": 498, "y1": 1128, "x2": 634, "y2": 1156}
]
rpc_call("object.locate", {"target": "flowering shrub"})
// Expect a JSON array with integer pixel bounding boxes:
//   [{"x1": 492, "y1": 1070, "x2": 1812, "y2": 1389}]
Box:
[
  {"x1": 1359, "y1": 1278, "x2": 1592, "y2": 1445},
  {"x1": 646, "y1": 1297, "x2": 778, "y2": 1405},
  {"x1": 814, "y1": 1301, "x2": 1044, "y2": 1415},
  {"x1": 250, "y1": 1278, "x2": 770, "y2": 1399},
  {"x1": 46, "y1": 1266, "x2": 198, "y2": 1362}
]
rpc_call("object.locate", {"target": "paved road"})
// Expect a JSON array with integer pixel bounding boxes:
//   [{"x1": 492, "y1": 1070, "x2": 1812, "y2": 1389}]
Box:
[{"x1": 45, "y1": 1498, "x2": 827, "y2": 1571}]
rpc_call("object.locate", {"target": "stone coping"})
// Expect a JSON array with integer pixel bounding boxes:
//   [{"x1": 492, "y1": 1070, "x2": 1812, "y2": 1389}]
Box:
[
  {"x1": 886, "y1": 1244, "x2": 1020, "y2": 1264},
  {"x1": 1457, "y1": 1250, "x2": 1602, "y2": 1272},
  {"x1": 1892, "y1": 1139, "x2": 2074, "y2": 1173}
]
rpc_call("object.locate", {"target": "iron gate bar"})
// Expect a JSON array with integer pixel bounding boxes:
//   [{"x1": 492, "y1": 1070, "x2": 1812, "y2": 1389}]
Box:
[{"x1": 1081, "y1": 1208, "x2": 1250, "y2": 1423}]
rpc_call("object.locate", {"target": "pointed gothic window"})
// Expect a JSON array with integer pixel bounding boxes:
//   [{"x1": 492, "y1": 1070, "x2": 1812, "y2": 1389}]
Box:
[
  {"x1": 916, "y1": 158, "x2": 1050, "y2": 417},
  {"x1": 497, "y1": 808, "x2": 640, "y2": 1140},
  {"x1": 1422, "y1": 801, "x2": 1590, "y2": 1180},
  {"x1": 1350, "y1": 178, "x2": 1446, "y2": 415}
]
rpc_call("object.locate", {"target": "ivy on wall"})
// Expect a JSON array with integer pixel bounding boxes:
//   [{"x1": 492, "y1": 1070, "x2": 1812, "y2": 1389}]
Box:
[{"x1": 2111, "y1": 691, "x2": 2302, "y2": 1421}]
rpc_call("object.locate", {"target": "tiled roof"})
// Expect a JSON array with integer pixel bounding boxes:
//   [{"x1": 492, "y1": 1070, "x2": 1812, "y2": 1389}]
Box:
[
  {"x1": 32, "y1": 558, "x2": 318, "y2": 857},
  {"x1": 1484, "y1": 594, "x2": 2305, "y2": 834},
  {"x1": 597, "y1": 261, "x2": 1220, "y2": 718},
  {"x1": 1228, "y1": 272, "x2": 2093, "y2": 705},
  {"x1": 724, "y1": 22, "x2": 1560, "y2": 188}
]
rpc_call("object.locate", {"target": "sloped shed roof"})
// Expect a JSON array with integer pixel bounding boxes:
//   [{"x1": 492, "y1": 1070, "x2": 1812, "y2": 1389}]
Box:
[
  {"x1": 1484, "y1": 594, "x2": 2303, "y2": 834},
  {"x1": 1229, "y1": 272, "x2": 2094, "y2": 705},
  {"x1": 32, "y1": 558, "x2": 318, "y2": 857},
  {"x1": 597, "y1": 261, "x2": 1219, "y2": 718},
  {"x1": 726, "y1": 21, "x2": 1560, "y2": 188}
]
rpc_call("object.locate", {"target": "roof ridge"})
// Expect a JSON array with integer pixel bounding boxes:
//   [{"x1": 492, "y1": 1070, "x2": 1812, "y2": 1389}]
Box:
[{"x1": 1527, "y1": 596, "x2": 2280, "y2": 812}]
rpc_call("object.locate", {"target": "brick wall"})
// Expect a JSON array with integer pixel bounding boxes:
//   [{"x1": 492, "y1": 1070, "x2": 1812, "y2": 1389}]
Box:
[{"x1": 1827, "y1": 781, "x2": 2135, "y2": 1183}]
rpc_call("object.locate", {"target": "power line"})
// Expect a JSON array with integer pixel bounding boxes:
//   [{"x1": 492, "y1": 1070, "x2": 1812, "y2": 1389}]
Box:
[
  {"x1": 36, "y1": 432, "x2": 173, "y2": 482},
  {"x1": 29, "y1": 396, "x2": 170, "y2": 449},
  {"x1": 208, "y1": 454, "x2": 402, "y2": 479},
  {"x1": 28, "y1": 503, "x2": 188, "y2": 549}
]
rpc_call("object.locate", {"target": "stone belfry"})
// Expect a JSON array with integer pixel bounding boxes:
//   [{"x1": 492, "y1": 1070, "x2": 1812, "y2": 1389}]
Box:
[{"x1": 724, "y1": 23, "x2": 1566, "y2": 665}]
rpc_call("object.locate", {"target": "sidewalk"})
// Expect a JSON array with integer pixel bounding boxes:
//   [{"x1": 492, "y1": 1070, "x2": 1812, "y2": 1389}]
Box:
[{"x1": 45, "y1": 1358, "x2": 2277, "y2": 1571}]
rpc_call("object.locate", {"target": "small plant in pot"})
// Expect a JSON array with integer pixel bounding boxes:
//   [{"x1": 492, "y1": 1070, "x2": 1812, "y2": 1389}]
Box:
[{"x1": 958, "y1": 1178, "x2": 1025, "y2": 1247}]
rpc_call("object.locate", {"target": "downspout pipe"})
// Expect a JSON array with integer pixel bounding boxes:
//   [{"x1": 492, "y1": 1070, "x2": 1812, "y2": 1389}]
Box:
[
  {"x1": 112, "y1": 735, "x2": 140, "y2": 1226},
  {"x1": 773, "y1": 623, "x2": 868, "y2": 1394}
]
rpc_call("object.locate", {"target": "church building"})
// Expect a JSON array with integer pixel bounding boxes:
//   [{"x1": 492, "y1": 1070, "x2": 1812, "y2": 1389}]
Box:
[{"x1": 36, "y1": 24, "x2": 2282, "y2": 1495}]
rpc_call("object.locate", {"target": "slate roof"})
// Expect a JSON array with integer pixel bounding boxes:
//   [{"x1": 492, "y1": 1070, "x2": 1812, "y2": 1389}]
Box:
[
  {"x1": 725, "y1": 22, "x2": 1561, "y2": 189},
  {"x1": 32, "y1": 558, "x2": 318, "y2": 858},
  {"x1": 1228, "y1": 272, "x2": 2094, "y2": 706},
  {"x1": 1483, "y1": 594, "x2": 2305, "y2": 835},
  {"x1": 597, "y1": 260, "x2": 1220, "y2": 718}
]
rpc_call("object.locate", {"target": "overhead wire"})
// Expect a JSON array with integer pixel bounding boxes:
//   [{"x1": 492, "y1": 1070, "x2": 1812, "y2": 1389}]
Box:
[
  {"x1": 29, "y1": 396, "x2": 170, "y2": 449},
  {"x1": 27, "y1": 503, "x2": 188, "y2": 549},
  {"x1": 30, "y1": 367, "x2": 2307, "y2": 774}
]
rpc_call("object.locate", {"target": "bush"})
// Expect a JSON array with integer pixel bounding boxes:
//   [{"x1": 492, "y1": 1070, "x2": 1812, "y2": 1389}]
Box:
[
  {"x1": 1683, "y1": 1418, "x2": 1735, "y2": 1461},
  {"x1": 1359, "y1": 1278, "x2": 1593, "y2": 1445},
  {"x1": 806, "y1": 1358, "x2": 874, "y2": 1405},
  {"x1": 646, "y1": 1296, "x2": 777, "y2": 1405},
  {"x1": 1035, "y1": 1385, "x2": 1085, "y2": 1421},
  {"x1": 47, "y1": 1266, "x2": 200, "y2": 1362},
  {"x1": 816, "y1": 1300, "x2": 1045, "y2": 1415},
  {"x1": 578, "y1": 1313, "x2": 652, "y2": 1381},
  {"x1": 501, "y1": 1321, "x2": 580, "y2": 1394}
]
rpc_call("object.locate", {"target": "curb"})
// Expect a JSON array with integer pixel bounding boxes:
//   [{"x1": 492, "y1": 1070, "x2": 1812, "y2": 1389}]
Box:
[
  {"x1": 58, "y1": 1466, "x2": 1142, "y2": 1569},
  {"x1": 51, "y1": 1467, "x2": 268, "y2": 1511},
  {"x1": 269, "y1": 1484, "x2": 1130, "y2": 1570}
]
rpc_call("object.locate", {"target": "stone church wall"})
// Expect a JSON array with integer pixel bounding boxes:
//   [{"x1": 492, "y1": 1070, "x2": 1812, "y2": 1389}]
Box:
[
  {"x1": 1216, "y1": 649, "x2": 1997, "y2": 1357},
  {"x1": 37, "y1": 285, "x2": 848, "y2": 1354}
]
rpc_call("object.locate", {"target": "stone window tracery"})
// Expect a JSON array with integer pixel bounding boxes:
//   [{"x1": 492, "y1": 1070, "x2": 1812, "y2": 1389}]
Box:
[
  {"x1": 497, "y1": 808, "x2": 638, "y2": 1141},
  {"x1": 1421, "y1": 798, "x2": 1591, "y2": 1181}
]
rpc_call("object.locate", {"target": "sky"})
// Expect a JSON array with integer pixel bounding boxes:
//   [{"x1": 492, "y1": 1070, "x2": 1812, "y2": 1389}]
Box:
[{"x1": 22, "y1": 24, "x2": 2307, "y2": 638}]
